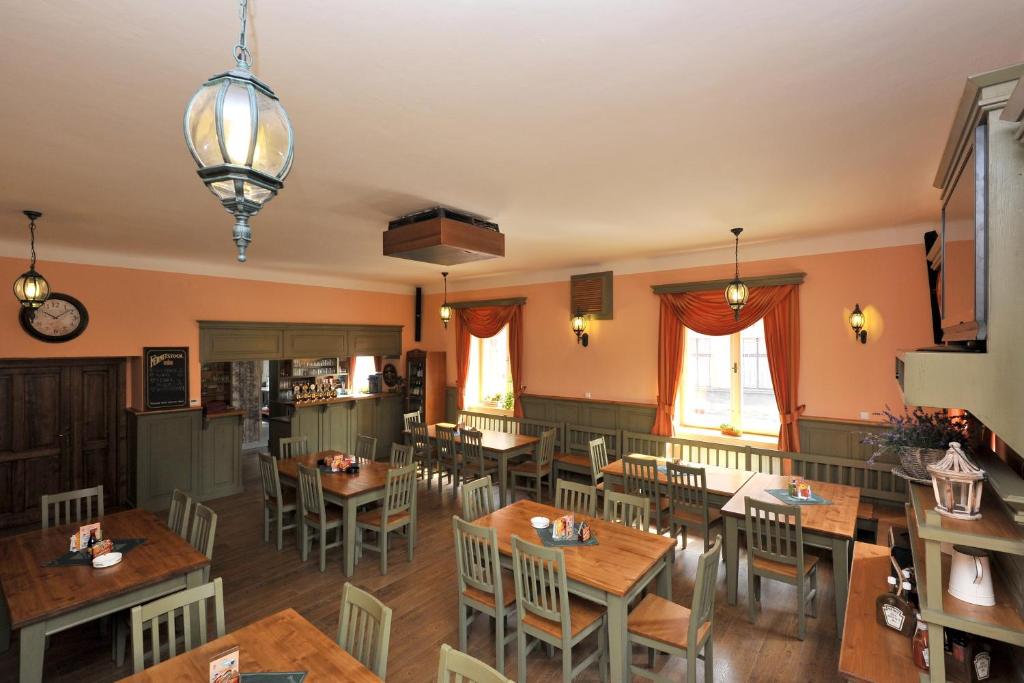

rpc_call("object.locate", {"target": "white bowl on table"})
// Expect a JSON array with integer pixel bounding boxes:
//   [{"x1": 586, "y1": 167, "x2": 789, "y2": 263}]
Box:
[
  {"x1": 92, "y1": 552, "x2": 122, "y2": 568},
  {"x1": 530, "y1": 516, "x2": 550, "y2": 529}
]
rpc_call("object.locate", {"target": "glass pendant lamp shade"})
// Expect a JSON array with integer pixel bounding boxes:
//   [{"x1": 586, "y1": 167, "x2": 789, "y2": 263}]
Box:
[
  {"x1": 440, "y1": 271, "x2": 452, "y2": 328},
  {"x1": 724, "y1": 227, "x2": 748, "y2": 320},
  {"x1": 183, "y1": 0, "x2": 294, "y2": 262},
  {"x1": 13, "y1": 210, "x2": 50, "y2": 309}
]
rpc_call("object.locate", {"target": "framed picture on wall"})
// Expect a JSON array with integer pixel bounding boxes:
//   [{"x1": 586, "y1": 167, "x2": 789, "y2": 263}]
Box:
[{"x1": 143, "y1": 347, "x2": 190, "y2": 410}]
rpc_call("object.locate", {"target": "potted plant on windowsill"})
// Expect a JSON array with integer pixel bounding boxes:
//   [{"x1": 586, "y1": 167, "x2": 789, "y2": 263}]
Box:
[
  {"x1": 720, "y1": 423, "x2": 742, "y2": 437},
  {"x1": 863, "y1": 406, "x2": 973, "y2": 483}
]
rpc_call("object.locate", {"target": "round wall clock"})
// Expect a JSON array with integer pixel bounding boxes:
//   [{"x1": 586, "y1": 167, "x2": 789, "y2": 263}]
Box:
[
  {"x1": 19, "y1": 292, "x2": 89, "y2": 343},
  {"x1": 382, "y1": 363, "x2": 399, "y2": 387}
]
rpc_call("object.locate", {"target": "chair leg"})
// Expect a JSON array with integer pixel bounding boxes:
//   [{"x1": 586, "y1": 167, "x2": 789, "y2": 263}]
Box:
[
  {"x1": 517, "y1": 629, "x2": 528, "y2": 683},
  {"x1": 495, "y1": 608, "x2": 506, "y2": 675},
  {"x1": 808, "y1": 566, "x2": 819, "y2": 618},
  {"x1": 797, "y1": 580, "x2": 806, "y2": 641},
  {"x1": 703, "y1": 637, "x2": 714, "y2": 683},
  {"x1": 598, "y1": 619, "x2": 608, "y2": 683},
  {"x1": 380, "y1": 528, "x2": 389, "y2": 575},
  {"x1": 263, "y1": 504, "x2": 270, "y2": 543},
  {"x1": 458, "y1": 602, "x2": 468, "y2": 652},
  {"x1": 687, "y1": 643, "x2": 698, "y2": 681},
  {"x1": 407, "y1": 524, "x2": 414, "y2": 562},
  {"x1": 680, "y1": 524, "x2": 689, "y2": 549},
  {"x1": 747, "y1": 568, "x2": 758, "y2": 624},
  {"x1": 319, "y1": 527, "x2": 327, "y2": 573},
  {"x1": 561, "y1": 640, "x2": 572, "y2": 682},
  {"x1": 300, "y1": 523, "x2": 310, "y2": 562},
  {"x1": 276, "y1": 509, "x2": 284, "y2": 551}
]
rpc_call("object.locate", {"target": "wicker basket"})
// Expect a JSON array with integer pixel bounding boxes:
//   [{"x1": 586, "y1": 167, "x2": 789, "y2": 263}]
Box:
[{"x1": 895, "y1": 446, "x2": 947, "y2": 482}]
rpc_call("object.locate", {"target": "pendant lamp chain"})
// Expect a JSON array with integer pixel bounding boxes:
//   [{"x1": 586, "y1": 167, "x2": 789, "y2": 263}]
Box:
[
  {"x1": 27, "y1": 213, "x2": 38, "y2": 270},
  {"x1": 234, "y1": 0, "x2": 252, "y2": 67}
]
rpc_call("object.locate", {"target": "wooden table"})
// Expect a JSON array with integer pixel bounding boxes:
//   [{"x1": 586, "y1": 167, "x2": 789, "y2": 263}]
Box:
[
  {"x1": 838, "y1": 542, "x2": 920, "y2": 682},
  {"x1": 117, "y1": 608, "x2": 381, "y2": 682},
  {"x1": 278, "y1": 452, "x2": 404, "y2": 577},
  {"x1": 720, "y1": 473, "x2": 860, "y2": 637},
  {"x1": 474, "y1": 499, "x2": 675, "y2": 683},
  {"x1": 601, "y1": 455, "x2": 755, "y2": 507},
  {"x1": 0, "y1": 509, "x2": 209, "y2": 683},
  {"x1": 423, "y1": 425, "x2": 538, "y2": 506}
]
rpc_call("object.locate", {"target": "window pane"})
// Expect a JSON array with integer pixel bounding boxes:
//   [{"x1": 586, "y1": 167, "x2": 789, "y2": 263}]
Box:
[
  {"x1": 682, "y1": 328, "x2": 731, "y2": 428},
  {"x1": 466, "y1": 325, "x2": 512, "y2": 410},
  {"x1": 740, "y1": 320, "x2": 780, "y2": 434},
  {"x1": 352, "y1": 356, "x2": 376, "y2": 393}
]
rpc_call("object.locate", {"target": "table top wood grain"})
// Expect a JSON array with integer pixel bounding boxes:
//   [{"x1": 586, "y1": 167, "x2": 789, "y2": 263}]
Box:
[
  {"x1": 719, "y1": 472, "x2": 860, "y2": 539},
  {"x1": 473, "y1": 499, "x2": 675, "y2": 597},
  {"x1": 424, "y1": 425, "x2": 538, "y2": 453},
  {"x1": 0, "y1": 509, "x2": 209, "y2": 629},
  {"x1": 277, "y1": 452, "x2": 391, "y2": 498},
  {"x1": 601, "y1": 456, "x2": 755, "y2": 497},
  {"x1": 838, "y1": 542, "x2": 920, "y2": 683},
  {"x1": 116, "y1": 608, "x2": 381, "y2": 682}
]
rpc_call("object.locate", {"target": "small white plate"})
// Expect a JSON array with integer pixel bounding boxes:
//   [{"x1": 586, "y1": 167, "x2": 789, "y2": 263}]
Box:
[
  {"x1": 530, "y1": 516, "x2": 550, "y2": 529},
  {"x1": 92, "y1": 552, "x2": 122, "y2": 569}
]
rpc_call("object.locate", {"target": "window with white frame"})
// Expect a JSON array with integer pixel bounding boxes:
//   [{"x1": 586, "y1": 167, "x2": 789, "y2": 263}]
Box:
[
  {"x1": 678, "y1": 318, "x2": 779, "y2": 435},
  {"x1": 463, "y1": 325, "x2": 513, "y2": 411},
  {"x1": 351, "y1": 356, "x2": 376, "y2": 393}
]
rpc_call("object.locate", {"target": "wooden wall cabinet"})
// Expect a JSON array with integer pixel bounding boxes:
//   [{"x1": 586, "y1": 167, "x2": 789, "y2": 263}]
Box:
[
  {"x1": 200, "y1": 322, "x2": 401, "y2": 363},
  {"x1": 282, "y1": 328, "x2": 349, "y2": 359},
  {"x1": 406, "y1": 350, "x2": 446, "y2": 424},
  {"x1": 351, "y1": 329, "x2": 402, "y2": 357},
  {"x1": 201, "y1": 327, "x2": 284, "y2": 361},
  {"x1": 200, "y1": 414, "x2": 243, "y2": 500}
]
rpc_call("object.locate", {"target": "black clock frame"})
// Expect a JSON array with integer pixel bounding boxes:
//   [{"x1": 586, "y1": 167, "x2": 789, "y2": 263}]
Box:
[{"x1": 19, "y1": 292, "x2": 89, "y2": 343}]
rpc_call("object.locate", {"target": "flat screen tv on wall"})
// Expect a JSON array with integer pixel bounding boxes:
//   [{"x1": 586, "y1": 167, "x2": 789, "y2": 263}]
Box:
[{"x1": 939, "y1": 123, "x2": 988, "y2": 347}]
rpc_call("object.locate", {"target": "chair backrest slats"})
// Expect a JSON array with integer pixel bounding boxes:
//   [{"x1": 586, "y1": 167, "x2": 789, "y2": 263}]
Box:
[
  {"x1": 453, "y1": 516, "x2": 503, "y2": 601},
  {"x1": 337, "y1": 582, "x2": 393, "y2": 679},
  {"x1": 437, "y1": 426, "x2": 457, "y2": 463},
  {"x1": 384, "y1": 465, "x2": 417, "y2": 520},
  {"x1": 666, "y1": 461, "x2": 707, "y2": 517},
  {"x1": 278, "y1": 436, "x2": 308, "y2": 460},
  {"x1": 554, "y1": 479, "x2": 597, "y2": 517},
  {"x1": 460, "y1": 476, "x2": 494, "y2": 520},
  {"x1": 40, "y1": 485, "x2": 104, "y2": 530},
  {"x1": 437, "y1": 643, "x2": 514, "y2": 683},
  {"x1": 744, "y1": 497, "x2": 803, "y2": 570},
  {"x1": 189, "y1": 503, "x2": 217, "y2": 581},
  {"x1": 298, "y1": 464, "x2": 326, "y2": 525},
  {"x1": 130, "y1": 577, "x2": 225, "y2": 674},
  {"x1": 690, "y1": 535, "x2": 723, "y2": 643},
  {"x1": 403, "y1": 411, "x2": 422, "y2": 431},
  {"x1": 511, "y1": 536, "x2": 570, "y2": 641},
  {"x1": 603, "y1": 491, "x2": 650, "y2": 531},
  {"x1": 461, "y1": 429, "x2": 486, "y2": 478},
  {"x1": 588, "y1": 437, "x2": 609, "y2": 485},
  {"x1": 389, "y1": 442, "x2": 414, "y2": 468},
  {"x1": 411, "y1": 422, "x2": 430, "y2": 455},
  {"x1": 536, "y1": 429, "x2": 556, "y2": 469},
  {"x1": 167, "y1": 488, "x2": 192, "y2": 539},
  {"x1": 355, "y1": 434, "x2": 378, "y2": 462}
]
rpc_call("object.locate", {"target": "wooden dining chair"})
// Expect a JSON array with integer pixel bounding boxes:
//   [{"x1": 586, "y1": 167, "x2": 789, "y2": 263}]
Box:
[
  {"x1": 666, "y1": 462, "x2": 720, "y2": 552},
  {"x1": 337, "y1": 582, "x2": 393, "y2": 679},
  {"x1": 40, "y1": 485, "x2": 104, "y2": 529},
  {"x1": 258, "y1": 453, "x2": 296, "y2": 550},
  {"x1": 410, "y1": 421, "x2": 434, "y2": 490},
  {"x1": 389, "y1": 442, "x2": 415, "y2": 468},
  {"x1": 436, "y1": 425, "x2": 462, "y2": 493},
  {"x1": 355, "y1": 434, "x2": 379, "y2": 463},
  {"x1": 461, "y1": 428, "x2": 499, "y2": 484},
  {"x1": 189, "y1": 503, "x2": 218, "y2": 582},
  {"x1": 453, "y1": 516, "x2": 517, "y2": 675},
  {"x1": 167, "y1": 488, "x2": 192, "y2": 539},
  {"x1": 511, "y1": 535, "x2": 608, "y2": 683},
  {"x1": 438, "y1": 643, "x2": 515, "y2": 683},
  {"x1": 622, "y1": 456, "x2": 670, "y2": 534},
  {"x1": 743, "y1": 497, "x2": 818, "y2": 640},
  {"x1": 554, "y1": 480, "x2": 597, "y2": 517},
  {"x1": 603, "y1": 491, "x2": 651, "y2": 532},
  {"x1": 129, "y1": 577, "x2": 226, "y2": 674},
  {"x1": 278, "y1": 435, "x2": 308, "y2": 460},
  {"x1": 297, "y1": 463, "x2": 343, "y2": 572},
  {"x1": 461, "y1": 475, "x2": 495, "y2": 521},
  {"x1": 627, "y1": 535, "x2": 722, "y2": 682},
  {"x1": 510, "y1": 429, "x2": 556, "y2": 503},
  {"x1": 589, "y1": 437, "x2": 611, "y2": 493},
  {"x1": 356, "y1": 464, "x2": 417, "y2": 574},
  {"x1": 403, "y1": 410, "x2": 422, "y2": 431}
]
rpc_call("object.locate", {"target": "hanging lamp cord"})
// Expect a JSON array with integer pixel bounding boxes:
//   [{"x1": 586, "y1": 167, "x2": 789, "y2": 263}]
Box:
[
  {"x1": 233, "y1": 0, "x2": 252, "y2": 68},
  {"x1": 734, "y1": 233, "x2": 739, "y2": 280},
  {"x1": 28, "y1": 216, "x2": 38, "y2": 270}
]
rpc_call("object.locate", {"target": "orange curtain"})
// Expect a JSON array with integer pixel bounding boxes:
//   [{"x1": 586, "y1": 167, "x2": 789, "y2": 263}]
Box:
[
  {"x1": 455, "y1": 305, "x2": 525, "y2": 416},
  {"x1": 654, "y1": 285, "x2": 803, "y2": 450}
]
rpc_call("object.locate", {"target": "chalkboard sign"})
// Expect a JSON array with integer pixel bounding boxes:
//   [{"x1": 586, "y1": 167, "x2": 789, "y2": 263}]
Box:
[{"x1": 143, "y1": 347, "x2": 190, "y2": 410}]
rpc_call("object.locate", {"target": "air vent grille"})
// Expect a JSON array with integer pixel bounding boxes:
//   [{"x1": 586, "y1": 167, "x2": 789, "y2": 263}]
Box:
[{"x1": 570, "y1": 271, "x2": 613, "y2": 319}]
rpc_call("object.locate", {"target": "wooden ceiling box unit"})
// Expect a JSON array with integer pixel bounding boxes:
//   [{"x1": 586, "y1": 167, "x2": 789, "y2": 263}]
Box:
[
  {"x1": 383, "y1": 206, "x2": 504, "y2": 265},
  {"x1": 571, "y1": 270, "x2": 613, "y2": 319}
]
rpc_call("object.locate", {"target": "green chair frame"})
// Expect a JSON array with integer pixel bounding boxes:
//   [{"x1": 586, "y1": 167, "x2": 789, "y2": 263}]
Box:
[
  {"x1": 129, "y1": 577, "x2": 225, "y2": 674},
  {"x1": 390, "y1": 442, "x2": 415, "y2": 468},
  {"x1": 461, "y1": 429, "x2": 499, "y2": 485},
  {"x1": 355, "y1": 434, "x2": 379, "y2": 462},
  {"x1": 436, "y1": 425, "x2": 462, "y2": 494},
  {"x1": 189, "y1": 503, "x2": 217, "y2": 583},
  {"x1": 337, "y1": 582, "x2": 393, "y2": 679},
  {"x1": 589, "y1": 437, "x2": 610, "y2": 492},
  {"x1": 297, "y1": 463, "x2": 343, "y2": 572},
  {"x1": 510, "y1": 429, "x2": 556, "y2": 503},
  {"x1": 258, "y1": 453, "x2": 296, "y2": 550},
  {"x1": 167, "y1": 488, "x2": 191, "y2": 539},
  {"x1": 603, "y1": 491, "x2": 651, "y2": 532},
  {"x1": 666, "y1": 462, "x2": 719, "y2": 552},
  {"x1": 41, "y1": 485, "x2": 104, "y2": 529},
  {"x1": 410, "y1": 421, "x2": 434, "y2": 489},
  {"x1": 622, "y1": 456, "x2": 670, "y2": 534},
  {"x1": 356, "y1": 464, "x2": 417, "y2": 574},
  {"x1": 403, "y1": 410, "x2": 422, "y2": 431},
  {"x1": 461, "y1": 475, "x2": 495, "y2": 521},
  {"x1": 554, "y1": 479, "x2": 597, "y2": 517},
  {"x1": 278, "y1": 435, "x2": 308, "y2": 460},
  {"x1": 438, "y1": 643, "x2": 515, "y2": 683}
]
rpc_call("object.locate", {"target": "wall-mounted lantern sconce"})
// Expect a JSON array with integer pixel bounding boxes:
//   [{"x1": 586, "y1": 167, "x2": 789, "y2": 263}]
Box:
[
  {"x1": 849, "y1": 304, "x2": 867, "y2": 344},
  {"x1": 571, "y1": 308, "x2": 589, "y2": 347}
]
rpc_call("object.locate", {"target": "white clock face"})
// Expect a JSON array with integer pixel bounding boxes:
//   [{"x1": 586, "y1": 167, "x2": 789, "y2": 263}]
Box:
[{"x1": 30, "y1": 297, "x2": 83, "y2": 337}]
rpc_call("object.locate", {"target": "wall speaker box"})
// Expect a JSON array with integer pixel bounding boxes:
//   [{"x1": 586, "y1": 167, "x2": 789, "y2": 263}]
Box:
[{"x1": 415, "y1": 287, "x2": 422, "y2": 342}]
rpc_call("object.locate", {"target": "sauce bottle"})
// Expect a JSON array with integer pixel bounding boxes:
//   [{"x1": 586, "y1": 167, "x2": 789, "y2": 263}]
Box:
[{"x1": 913, "y1": 618, "x2": 930, "y2": 671}]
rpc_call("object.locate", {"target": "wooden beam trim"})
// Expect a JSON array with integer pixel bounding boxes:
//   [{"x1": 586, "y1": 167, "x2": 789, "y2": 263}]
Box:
[
  {"x1": 651, "y1": 272, "x2": 805, "y2": 294},
  {"x1": 448, "y1": 297, "x2": 526, "y2": 309}
]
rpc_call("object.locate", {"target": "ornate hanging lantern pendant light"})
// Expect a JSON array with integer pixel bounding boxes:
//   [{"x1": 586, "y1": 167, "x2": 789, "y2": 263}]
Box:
[
  {"x1": 724, "y1": 227, "x2": 749, "y2": 320},
  {"x1": 439, "y1": 272, "x2": 453, "y2": 328},
  {"x1": 13, "y1": 210, "x2": 51, "y2": 310},
  {"x1": 183, "y1": 0, "x2": 295, "y2": 262}
]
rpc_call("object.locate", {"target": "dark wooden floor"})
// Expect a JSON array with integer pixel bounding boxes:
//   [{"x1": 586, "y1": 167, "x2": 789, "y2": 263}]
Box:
[{"x1": 0, "y1": 452, "x2": 843, "y2": 682}]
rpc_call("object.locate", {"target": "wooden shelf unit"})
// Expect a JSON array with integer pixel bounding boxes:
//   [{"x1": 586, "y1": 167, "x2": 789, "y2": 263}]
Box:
[{"x1": 907, "y1": 483, "x2": 1024, "y2": 681}]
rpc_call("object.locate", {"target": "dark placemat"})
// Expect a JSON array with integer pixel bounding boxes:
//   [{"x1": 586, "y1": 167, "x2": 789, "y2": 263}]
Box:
[
  {"x1": 534, "y1": 524, "x2": 598, "y2": 547},
  {"x1": 318, "y1": 464, "x2": 358, "y2": 475},
  {"x1": 241, "y1": 673, "x2": 307, "y2": 683},
  {"x1": 766, "y1": 489, "x2": 832, "y2": 506},
  {"x1": 46, "y1": 538, "x2": 147, "y2": 567}
]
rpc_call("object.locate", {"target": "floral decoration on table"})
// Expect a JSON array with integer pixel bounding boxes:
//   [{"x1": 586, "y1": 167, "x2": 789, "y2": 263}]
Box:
[
  {"x1": 863, "y1": 406, "x2": 974, "y2": 483},
  {"x1": 320, "y1": 454, "x2": 358, "y2": 473}
]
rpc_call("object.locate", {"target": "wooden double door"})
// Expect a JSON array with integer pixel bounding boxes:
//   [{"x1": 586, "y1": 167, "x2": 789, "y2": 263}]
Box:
[{"x1": 0, "y1": 358, "x2": 127, "y2": 529}]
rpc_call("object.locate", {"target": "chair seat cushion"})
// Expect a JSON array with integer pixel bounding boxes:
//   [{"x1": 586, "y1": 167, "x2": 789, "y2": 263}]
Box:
[
  {"x1": 509, "y1": 461, "x2": 552, "y2": 475},
  {"x1": 628, "y1": 593, "x2": 709, "y2": 651},
  {"x1": 751, "y1": 553, "x2": 818, "y2": 579},
  {"x1": 356, "y1": 508, "x2": 411, "y2": 530},
  {"x1": 521, "y1": 595, "x2": 605, "y2": 639},
  {"x1": 553, "y1": 453, "x2": 590, "y2": 469},
  {"x1": 672, "y1": 507, "x2": 721, "y2": 527},
  {"x1": 463, "y1": 572, "x2": 517, "y2": 609}
]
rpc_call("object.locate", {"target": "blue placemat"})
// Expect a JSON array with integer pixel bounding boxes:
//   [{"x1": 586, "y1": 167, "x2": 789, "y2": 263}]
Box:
[
  {"x1": 534, "y1": 524, "x2": 598, "y2": 547},
  {"x1": 241, "y1": 673, "x2": 307, "y2": 683},
  {"x1": 766, "y1": 489, "x2": 832, "y2": 505},
  {"x1": 46, "y1": 538, "x2": 147, "y2": 567}
]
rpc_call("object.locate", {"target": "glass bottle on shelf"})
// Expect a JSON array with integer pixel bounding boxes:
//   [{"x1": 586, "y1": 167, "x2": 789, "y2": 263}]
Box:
[{"x1": 912, "y1": 617, "x2": 930, "y2": 671}]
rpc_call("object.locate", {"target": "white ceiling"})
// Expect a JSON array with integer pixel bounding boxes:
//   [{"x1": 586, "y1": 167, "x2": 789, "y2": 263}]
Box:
[{"x1": 1, "y1": 1, "x2": 1022, "y2": 291}]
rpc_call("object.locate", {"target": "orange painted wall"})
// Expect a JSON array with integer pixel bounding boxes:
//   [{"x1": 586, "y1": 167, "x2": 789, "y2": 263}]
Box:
[
  {"x1": 420, "y1": 244, "x2": 934, "y2": 420},
  {"x1": 0, "y1": 257, "x2": 415, "y2": 406}
]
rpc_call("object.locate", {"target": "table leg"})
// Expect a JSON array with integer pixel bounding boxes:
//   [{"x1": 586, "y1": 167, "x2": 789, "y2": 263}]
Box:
[
  {"x1": 344, "y1": 498, "x2": 358, "y2": 577},
  {"x1": 606, "y1": 594, "x2": 628, "y2": 683},
  {"x1": 725, "y1": 515, "x2": 739, "y2": 605},
  {"x1": 831, "y1": 537, "x2": 850, "y2": 638},
  {"x1": 498, "y1": 454, "x2": 509, "y2": 508},
  {"x1": 658, "y1": 550, "x2": 673, "y2": 598},
  {"x1": 19, "y1": 621, "x2": 46, "y2": 683},
  {"x1": 185, "y1": 567, "x2": 204, "y2": 646}
]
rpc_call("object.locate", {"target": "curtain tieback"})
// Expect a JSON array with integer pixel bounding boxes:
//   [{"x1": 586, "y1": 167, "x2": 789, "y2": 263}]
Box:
[{"x1": 781, "y1": 405, "x2": 806, "y2": 424}]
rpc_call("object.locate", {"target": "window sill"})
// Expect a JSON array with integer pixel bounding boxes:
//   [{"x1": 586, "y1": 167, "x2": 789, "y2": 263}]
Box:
[
  {"x1": 465, "y1": 405, "x2": 513, "y2": 417},
  {"x1": 673, "y1": 425, "x2": 778, "y2": 451}
]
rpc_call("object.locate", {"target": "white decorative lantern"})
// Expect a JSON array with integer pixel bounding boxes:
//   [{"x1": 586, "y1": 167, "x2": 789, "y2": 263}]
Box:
[{"x1": 928, "y1": 442, "x2": 985, "y2": 520}]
